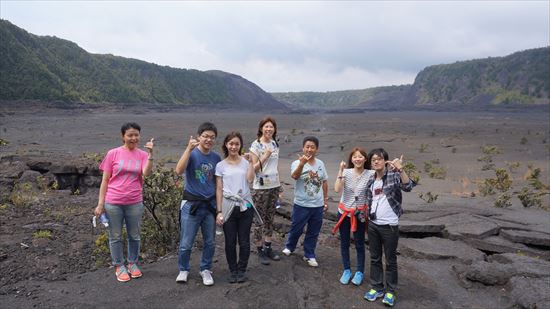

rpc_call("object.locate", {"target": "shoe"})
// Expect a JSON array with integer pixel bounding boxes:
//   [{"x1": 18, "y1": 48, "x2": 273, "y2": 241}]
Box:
[
  {"x1": 340, "y1": 269, "x2": 352, "y2": 285},
  {"x1": 265, "y1": 247, "x2": 281, "y2": 261},
  {"x1": 382, "y1": 292, "x2": 396, "y2": 307},
  {"x1": 351, "y1": 271, "x2": 363, "y2": 286},
  {"x1": 236, "y1": 271, "x2": 248, "y2": 283},
  {"x1": 259, "y1": 248, "x2": 270, "y2": 265},
  {"x1": 127, "y1": 263, "x2": 142, "y2": 278},
  {"x1": 364, "y1": 289, "x2": 384, "y2": 302},
  {"x1": 303, "y1": 257, "x2": 319, "y2": 267},
  {"x1": 228, "y1": 271, "x2": 238, "y2": 284},
  {"x1": 282, "y1": 248, "x2": 292, "y2": 256},
  {"x1": 200, "y1": 269, "x2": 214, "y2": 286},
  {"x1": 115, "y1": 265, "x2": 131, "y2": 282},
  {"x1": 176, "y1": 270, "x2": 189, "y2": 283}
]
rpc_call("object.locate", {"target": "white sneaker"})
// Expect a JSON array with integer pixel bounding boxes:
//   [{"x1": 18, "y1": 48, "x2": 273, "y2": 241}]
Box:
[
  {"x1": 200, "y1": 269, "x2": 214, "y2": 286},
  {"x1": 282, "y1": 248, "x2": 292, "y2": 256},
  {"x1": 176, "y1": 270, "x2": 189, "y2": 283},
  {"x1": 303, "y1": 257, "x2": 319, "y2": 267}
]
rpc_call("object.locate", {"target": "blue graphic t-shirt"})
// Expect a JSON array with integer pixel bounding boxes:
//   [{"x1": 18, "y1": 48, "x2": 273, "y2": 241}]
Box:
[
  {"x1": 184, "y1": 148, "x2": 221, "y2": 199},
  {"x1": 291, "y1": 158, "x2": 328, "y2": 208}
]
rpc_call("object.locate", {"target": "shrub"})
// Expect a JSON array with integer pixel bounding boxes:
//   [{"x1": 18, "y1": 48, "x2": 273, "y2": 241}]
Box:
[
  {"x1": 481, "y1": 145, "x2": 501, "y2": 155},
  {"x1": 93, "y1": 231, "x2": 110, "y2": 267},
  {"x1": 33, "y1": 230, "x2": 52, "y2": 239},
  {"x1": 0, "y1": 138, "x2": 9, "y2": 146},
  {"x1": 419, "y1": 192, "x2": 438, "y2": 203},
  {"x1": 419, "y1": 143, "x2": 429, "y2": 153},
  {"x1": 520, "y1": 137, "x2": 528, "y2": 145},
  {"x1": 402, "y1": 161, "x2": 421, "y2": 184},
  {"x1": 424, "y1": 160, "x2": 446, "y2": 179},
  {"x1": 141, "y1": 162, "x2": 183, "y2": 259},
  {"x1": 478, "y1": 168, "x2": 512, "y2": 196},
  {"x1": 10, "y1": 182, "x2": 37, "y2": 208},
  {"x1": 525, "y1": 164, "x2": 545, "y2": 190},
  {"x1": 81, "y1": 152, "x2": 104, "y2": 163},
  {"x1": 507, "y1": 161, "x2": 520, "y2": 172},
  {"x1": 477, "y1": 155, "x2": 495, "y2": 171},
  {"x1": 494, "y1": 193, "x2": 512, "y2": 208}
]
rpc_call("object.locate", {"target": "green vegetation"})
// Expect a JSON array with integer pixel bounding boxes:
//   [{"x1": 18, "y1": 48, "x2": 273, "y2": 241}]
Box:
[
  {"x1": 494, "y1": 193, "x2": 512, "y2": 208},
  {"x1": 423, "y1": 159, "x2": 446, "y2": 179},
  {"x1": 419, "y1": 143, "x2": 429, "y2": 153},
  {"x1": 402, "y1": 161, "x2": 420, "y2": 184},
  {"x1": 81, "y1": 152, "x2": 104, "y2": 163},
  {"x1": 0, "y1": 20, "x2": 284, "y2": 109},
  {"x1": 419, "y1": 192, "x2": 438, "y2": 203},
  {"x1": 481, "y1": 145, "x2": 501, "y2": 155},
  {"x1": 33, "y1": 230, "x2": 53, "y2": 239},
  {"x1": 0, "y1": 138, "x2": 8, "y2": 146},
  {"x1": 478, "y1": 168, "x2": 512, "y2": 197}
]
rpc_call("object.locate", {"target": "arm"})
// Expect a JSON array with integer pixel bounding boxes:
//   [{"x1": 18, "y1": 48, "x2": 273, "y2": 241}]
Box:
[
  {"x1": 334, "y1": 161, "x2": 346, "y2": 193},
  {"x1": 175, "y1": 136, "x2": 199, "y2": 175},
  {"x1": 251, "y1": 145, "x2": 273, "y2": 172},
  {"x1": 143, "y1": 138, "x2": 155, "y2": 177},
  {"x1": 322, "y1": 180, "x2": 329, "y2": 211},
  {"x1": 389, "y1": 155, "x2": 414, "y2": 191},
  {"x1": 215, "y1": 176, "x2": 224, "y2": 225},
  {"x1": 291, "y1": 155, "x2": 309, "y2": 180},
  {"x1": 246, "y1": 159, "x2": 255, "y2": 183},
  {"x1": 94, "y1": 171, "x2": 111, "y2": 217}
]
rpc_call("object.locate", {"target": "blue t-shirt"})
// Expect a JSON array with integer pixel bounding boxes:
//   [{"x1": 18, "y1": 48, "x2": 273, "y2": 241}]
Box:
[
  {"x1": 184, "y1": 148, "x2": 221, "y2": 199},
  {"x1": 291, "y1": 158, "x2": 328, "y2": 208}
]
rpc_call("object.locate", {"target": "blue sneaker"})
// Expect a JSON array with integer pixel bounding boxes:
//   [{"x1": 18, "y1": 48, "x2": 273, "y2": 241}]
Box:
[
  {"x1": 351, "y1": 271, "x2": 363, "y2": 285},
  {"x1": 364, "y1": 289, "x2": 384, "y2": 302},
  {"x1": 382, "y1": 292, "x2": 396, "y2": 307},
  {"x1": 339, "y1": 269, "x2": 352, "y2": 285}
]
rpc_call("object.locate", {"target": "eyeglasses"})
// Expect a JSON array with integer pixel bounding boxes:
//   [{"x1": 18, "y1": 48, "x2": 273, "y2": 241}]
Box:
[{"x1": 200, "y1": 134, "x2": 216, "y2": 141}]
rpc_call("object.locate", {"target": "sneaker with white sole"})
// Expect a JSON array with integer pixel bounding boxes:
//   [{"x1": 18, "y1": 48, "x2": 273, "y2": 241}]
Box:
[
  {"x1": 303, "y1": 257, "x2": 319, "y2": 267},
  {"x1": 176, "y1": 270, "x2": 189, "y2": 283},
  {"x1": 364, "y1": 289, "x2": 384, "y2": 302},
  {"x1": 282, "y1": 248, "x2": 292, "y2": 256},
  {"x1": 200, "y1": 269, "x2": 214, "y2": 286}
]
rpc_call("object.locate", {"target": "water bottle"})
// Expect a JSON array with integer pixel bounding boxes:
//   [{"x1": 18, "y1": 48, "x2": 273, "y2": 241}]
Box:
[
  {"x1": 275, "y1": 199, "x2": 281, "y2": 209},
  {"x1": 216, "y1": 225, "x2": 223, "y2": 235},
  {"x1": 99, "y1": 213, "x2": 109, "y2": 227}
]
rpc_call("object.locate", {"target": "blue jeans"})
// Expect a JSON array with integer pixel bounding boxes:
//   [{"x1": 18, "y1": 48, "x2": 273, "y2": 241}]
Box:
[
  {"x1": 178, "y1": 201, "x2": 216, "y2": 272},
  {"x1": 285, "y1": 204, "x2": 323, "y2": 259},
  {"x1": 104, "y1": 202, "x2": 144, "y2": 266},
  {"x1": 337, "y1": 213, "x2": 366, "y2": 273}
]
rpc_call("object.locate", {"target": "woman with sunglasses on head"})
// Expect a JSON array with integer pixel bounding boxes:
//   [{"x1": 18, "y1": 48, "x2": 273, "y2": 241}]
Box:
[
  {"x1": 249, "y1": 117, "x2": 282, "y2": 265},
  {"x1": 333, "y1": 147, "x2": 373, "y2": 286},
  {"x1": 94, "y1": 122, "x2": 154, "y2": 282},
  {"x1": 363, "y1": 148, "x2": 415, "y2": 307},
  {"x1": 215, "y1": 132, "x2": 263, "y2": 283}
]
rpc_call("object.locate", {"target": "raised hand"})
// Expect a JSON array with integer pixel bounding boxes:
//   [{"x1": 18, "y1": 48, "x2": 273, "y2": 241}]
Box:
[
  {"x1": 298, "y1": 154, "x2": 312, "y2": 165},
  {"x1": 144, "y1": 138, "x2": 155, "y2": 154},
  {"x1": 186, "y1": 135, "x2": 200, "y2": 150},
  {"x1": 339, "y1": 160, "x2": 347, "y2": 171},
  {"x1": 388, "y1": 155, "x2": 404, "y2": 171},
  {"x1": 242, "y1": 152, "x2": 253, "y2": 162}
]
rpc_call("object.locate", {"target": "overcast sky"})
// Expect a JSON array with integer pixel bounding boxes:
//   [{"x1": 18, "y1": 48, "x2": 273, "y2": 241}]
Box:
[{"x1": 1, "y1": 1, "x2": 548, "y2": 92}]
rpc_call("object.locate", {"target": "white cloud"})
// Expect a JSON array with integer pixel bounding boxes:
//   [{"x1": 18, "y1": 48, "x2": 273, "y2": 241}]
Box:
[{"x1": 1, "y1": 1, "x2": 548, "y2": 92}]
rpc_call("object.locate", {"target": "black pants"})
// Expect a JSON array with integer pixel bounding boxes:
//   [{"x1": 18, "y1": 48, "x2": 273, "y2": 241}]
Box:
[
  {"x1": 223, "y1": 208, "x2": 254, "y2": 273},
  {"x1": 368, "y1": 222, "x2": 399, "y2": 293}
]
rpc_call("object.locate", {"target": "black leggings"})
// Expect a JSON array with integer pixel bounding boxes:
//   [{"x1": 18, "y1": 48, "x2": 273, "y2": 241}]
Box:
[{"x1": 223, "y1": 208, "x2": 254, "y2": 273}]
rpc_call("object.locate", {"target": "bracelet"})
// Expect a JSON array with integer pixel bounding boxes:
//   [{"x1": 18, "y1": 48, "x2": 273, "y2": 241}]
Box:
[
  {"x1": 337, "y1": 176, "x2": 344, "y2": 179},
  {"x1": 148, "y1": 157, "x2": 154, "y2": 161}
]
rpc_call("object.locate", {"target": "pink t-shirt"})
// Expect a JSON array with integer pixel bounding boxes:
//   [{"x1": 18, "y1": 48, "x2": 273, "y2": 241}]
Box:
[{"x1": 100, "y1": 146, "x2": 149, "y2": 205}]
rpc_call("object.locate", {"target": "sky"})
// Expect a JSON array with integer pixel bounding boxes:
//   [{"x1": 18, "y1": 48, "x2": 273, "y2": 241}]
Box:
[{"x1": 1, "y1": 1, "x2": 548, "y2": 92}]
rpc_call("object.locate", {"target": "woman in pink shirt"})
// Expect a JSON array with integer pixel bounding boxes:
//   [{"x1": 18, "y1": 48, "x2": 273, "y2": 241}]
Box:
[{"x1": 94, "y1": 122, "x2": 154, "y2": 282}]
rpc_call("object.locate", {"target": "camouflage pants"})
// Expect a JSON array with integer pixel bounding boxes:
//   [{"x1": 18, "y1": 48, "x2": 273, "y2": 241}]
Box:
[{"x1": 252, "y1": 187, "x2": 280, "y2": 242}]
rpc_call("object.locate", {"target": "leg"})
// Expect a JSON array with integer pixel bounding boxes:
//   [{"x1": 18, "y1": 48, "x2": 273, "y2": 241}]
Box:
[
  {"x1": 199, "y1": 206, "x2": 216, "y2": 272},
  {"x1": 178, "y1": 201, "x2": 201, "y2": 271},
  {"x1": 237, "y1": 208, "x2": 254, "y2": 273},
  {"x1": 303, "y1": 206, "x2": 323, "y2": 259},
  {"x1": 382, "y1": 225, "x2": 400, "y2": 293},
  {"x1": 252, "y1": 189, "x2": 267, "y2": 246},
  {"x1": 368, "y1": 223, "x2": 385, "y2": 292},
  {"x1": 262, "y1": 187, "x2": 279, "y2": 242},
  {"x1": 105, "y1": 203, "x2": 125, "y2": 266},
  {"x1": 338, "y1": 213, "x2": 352, "y2": 271},
  {"x1": 285, "y1": 204, "x2": 309, "y2": 252},
  {"x1": 354, "y1": 218, "x2": 367, "y2": 274},
  {"x1": 223, "y1": 209, "x2": 239, "y2": 273},
  {"x1": 124, "y1": 202, "x2": 145, "y2": 264}
]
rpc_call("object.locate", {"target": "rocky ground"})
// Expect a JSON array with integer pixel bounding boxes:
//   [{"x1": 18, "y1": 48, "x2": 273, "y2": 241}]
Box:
[{"x1": 0, "y1": 108, "x2": 549, "y2": 308}]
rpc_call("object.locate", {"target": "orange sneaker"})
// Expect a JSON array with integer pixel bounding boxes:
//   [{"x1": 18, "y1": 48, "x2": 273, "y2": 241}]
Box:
[
  {"x1": 128, "y1": 263, "x2": 142, "y2": 278},
  {"x1": 115, "y1": 265, "x2": 131, "y2": 282}
]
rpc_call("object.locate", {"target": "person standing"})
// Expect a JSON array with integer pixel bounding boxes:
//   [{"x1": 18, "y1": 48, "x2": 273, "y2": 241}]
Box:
[
  {"x1": 363, "y1": 148, "x2": 415, "y2": 307},
  {"x1": 333, "y1": 147, "x2": 372, "y2": 286},
  {"x1": 215, "y1": 132, "x2": 263, "y2": 283},
  {"x1": 249, "y1": 117, "x2": 281, "y2": 265},
  {"x1": 94, "y1": 122, "x2": 154, "y2": 282},
  {"x1": 175, "y1": 122, "x2": 221, "y2": 286},
  {"x1": 282, "y1": 136, "x2": 328, "y2": 267}
]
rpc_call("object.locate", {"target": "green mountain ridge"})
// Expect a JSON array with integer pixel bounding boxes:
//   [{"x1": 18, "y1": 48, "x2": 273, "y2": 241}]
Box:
[
  {"x1": 0, "y1": 19, "x2": 287, "y2": 109},
  {"x1": 273, "y1": 47, "x2": 550, "y2": 109}
]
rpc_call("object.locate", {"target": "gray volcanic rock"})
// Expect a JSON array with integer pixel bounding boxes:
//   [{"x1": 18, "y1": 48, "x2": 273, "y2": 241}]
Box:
[
  {"x1": 0, "y1": 160, "x2": 29, "y2": 179},
  {"x1": 465, "y1": 236, "x2": 550, "y2": 260},
  {"x1": 509, "y1": 276, "x2": 550, "y2": 309},
  {"x1": 465, "y1": 253, "x2": 550, "y2": 285},
  {"x1": 500, "y1": 229, "x2": 550, "y2": 247},
  {"x1": 399, "y1": 237, "x2": 486, "y2": 264},
  {"x1": 429, "y1": 213, "x2": 500, "y2": 240},
  {"x1": 399, "y1": 220, "x2": 445, "y2": 234}
]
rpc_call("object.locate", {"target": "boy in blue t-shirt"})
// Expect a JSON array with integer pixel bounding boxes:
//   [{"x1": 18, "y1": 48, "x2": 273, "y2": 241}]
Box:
[
  {"x1": 175, "y1": 122, "x2": 221, "y2": 286},
  {"x1": 282, "y1": 136, "x2": 328, "y2": 267}
]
